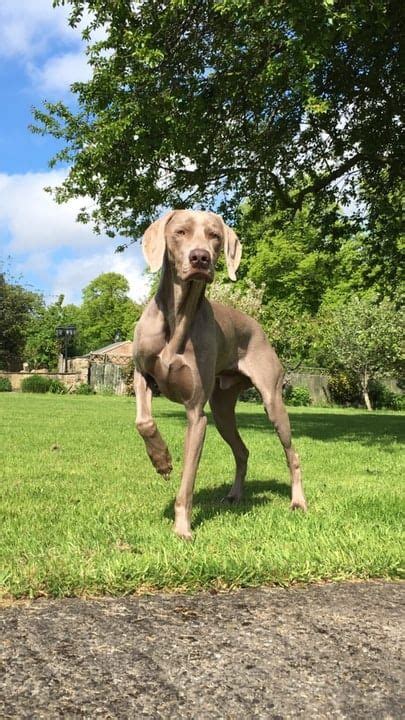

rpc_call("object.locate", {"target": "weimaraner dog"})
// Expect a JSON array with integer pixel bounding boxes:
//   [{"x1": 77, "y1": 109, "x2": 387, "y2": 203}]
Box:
[{"x1": 133, "y1": 210, "x2": 307, "y2": 539}]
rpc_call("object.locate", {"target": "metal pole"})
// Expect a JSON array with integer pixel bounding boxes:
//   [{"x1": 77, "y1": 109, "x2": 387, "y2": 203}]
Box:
[{"x1": 64, "y1": 332, "x2": 68, "y2": 373}]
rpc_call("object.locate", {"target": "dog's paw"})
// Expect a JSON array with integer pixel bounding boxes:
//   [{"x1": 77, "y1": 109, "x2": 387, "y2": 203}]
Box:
[
  {"x1": 156, "y1": 461, "x2": 172, "y2": 479},
  {"x1": 158, "y1": 466, "x2": 172, "y2": 481},
  {"x1": 221, "y1": 492, "x2": 243, "y2": 505},
  {"x1": 149, "y1": 447, "x2": 172, "y2": 478},
  {"x1": 290, "y1": 498, "x2": 307, "y2": 512},
  {"x1": 173, "y1": 524, "x2": 193, "y2": 541}
]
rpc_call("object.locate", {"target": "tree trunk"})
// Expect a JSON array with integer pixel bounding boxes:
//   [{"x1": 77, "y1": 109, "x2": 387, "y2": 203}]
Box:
[
  {"x1": 363, "y1": 388, "x2": 373, "y2": 411},
  {"x1": 361, "y1": 370, "x2": 373, "y2": 411}
]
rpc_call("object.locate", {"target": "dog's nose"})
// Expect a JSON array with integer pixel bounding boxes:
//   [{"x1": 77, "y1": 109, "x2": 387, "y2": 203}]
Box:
[{"x1": 189, "y1": 248, "x2": 210, "y2": 269}]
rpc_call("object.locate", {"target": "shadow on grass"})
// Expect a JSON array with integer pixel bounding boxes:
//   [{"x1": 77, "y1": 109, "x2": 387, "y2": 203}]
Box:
[
  {"x1": 163, "y1": 477, "x2": 291, "y2": 528},
  {"x1": 240, "y1": 410, "x2": 404, "y2": 448},
  {"x1": 156, "y1": 406, "x2": 404, "y2": 448},
  {"x1": 154, "y1": 405, "x2": 405, "y2": 449}
]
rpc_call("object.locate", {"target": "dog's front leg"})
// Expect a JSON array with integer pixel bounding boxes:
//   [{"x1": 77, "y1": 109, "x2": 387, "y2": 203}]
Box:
[
  {"x1": 174, "y1": 405, "x2": 207, "y2": 540},
  {"x1": 134, "y1": 369, "x2": 172, "y2": 478}
]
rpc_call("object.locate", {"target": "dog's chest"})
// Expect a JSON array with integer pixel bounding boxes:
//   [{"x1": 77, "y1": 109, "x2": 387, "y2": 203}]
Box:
[{"x1": 151, "y1": 353, "x2": 194, "y2": 404}]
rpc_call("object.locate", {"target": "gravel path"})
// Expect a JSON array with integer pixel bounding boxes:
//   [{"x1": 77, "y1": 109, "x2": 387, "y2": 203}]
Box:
[{"x1": 0, "y1": 581, "x2": 403, "y2": 719}]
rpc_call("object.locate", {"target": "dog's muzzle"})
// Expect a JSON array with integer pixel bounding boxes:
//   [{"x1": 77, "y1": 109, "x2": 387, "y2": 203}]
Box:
[{"x1": 186, "y1": 248, "x2": 212, "y2": 281}]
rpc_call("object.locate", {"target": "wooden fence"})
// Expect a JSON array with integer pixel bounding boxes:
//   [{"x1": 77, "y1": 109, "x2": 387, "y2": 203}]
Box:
[{"x1": 89, "y1": 361, "x2": 129, "y2": 395}]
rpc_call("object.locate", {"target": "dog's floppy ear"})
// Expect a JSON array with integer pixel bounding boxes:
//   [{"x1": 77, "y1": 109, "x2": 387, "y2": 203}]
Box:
[
  {"x1": 223, "y1": 223, "x2": 242, "y2": 281},
  {"x1": 142, "y1": 211, "x2": 176, "y2": 272}
]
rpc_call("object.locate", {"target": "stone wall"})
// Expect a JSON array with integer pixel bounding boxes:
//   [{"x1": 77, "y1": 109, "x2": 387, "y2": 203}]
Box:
[
  {"x1": 2, "y1": 368, "x2": 401, "y2": 401},
  {"x1": 0, "y1": 372, "x2": 83, "y2": 392},
  {"x1": 287, "y1": 371, "x2": 331, "y2": 404},
  {"x1": 58, "y1": 356, "x2": 90, "y2": 378}
]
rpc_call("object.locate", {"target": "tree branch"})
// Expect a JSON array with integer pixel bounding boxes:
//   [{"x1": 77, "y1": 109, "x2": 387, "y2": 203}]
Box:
[{"x1": 291, "y1": 154, "x2": 363, "y2": 210}]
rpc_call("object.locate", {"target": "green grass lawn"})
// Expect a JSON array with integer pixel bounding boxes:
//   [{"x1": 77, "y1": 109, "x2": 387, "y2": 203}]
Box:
[{"x1": 0, "y1": 393, "x2": 404, "y2": 599}]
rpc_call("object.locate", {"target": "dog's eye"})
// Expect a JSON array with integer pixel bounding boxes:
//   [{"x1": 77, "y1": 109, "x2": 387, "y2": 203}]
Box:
[{"x1": 176, "y1": 228, "x2": 186, "y2": 236}]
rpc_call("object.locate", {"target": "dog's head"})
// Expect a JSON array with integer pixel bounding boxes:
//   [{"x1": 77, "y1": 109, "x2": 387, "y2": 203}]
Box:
[{"x1": 142, "y1": 209, "x2": 242, "y2": 282}]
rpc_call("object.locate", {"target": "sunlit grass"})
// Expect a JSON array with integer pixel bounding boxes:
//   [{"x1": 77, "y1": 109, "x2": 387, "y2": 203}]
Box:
[{"x1": 0, "y1": 394, "x2": 404, "y2": 598}]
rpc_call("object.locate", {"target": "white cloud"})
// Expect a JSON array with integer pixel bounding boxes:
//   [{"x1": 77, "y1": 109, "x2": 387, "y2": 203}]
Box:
[
  {"x1": 0, "y1": 170, "x2": 149, "y2": 305},
  {"x1": 0, "y1": 170, "x2": 101, "y2": 252},
  {"x1": 28, "y1": 51, "x2": 92, "y2": 93},
  {"x1": 0, "y1": 1, "x2": 103, "y2": 95},
  {"x1": 0, "y1": 0, "x2": 75, "y2": 60},
  {"x1": 51, "y1": 251, "x2": 150, "y2": 305}
]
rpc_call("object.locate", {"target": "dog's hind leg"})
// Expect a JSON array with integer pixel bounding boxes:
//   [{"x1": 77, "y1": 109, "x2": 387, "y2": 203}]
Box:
[
  {"x1": 209, "y1": 381, "x2": 249, "y2": 503},
  {"x1": 240, "y1": 349, "x2": 307, "y2": 512},
  {"x1": 134, "y1": 369, "x2": 172, "y2": 478},
  {"x1": 263, "y1": 382, "x2": 307, "y2": 511}
]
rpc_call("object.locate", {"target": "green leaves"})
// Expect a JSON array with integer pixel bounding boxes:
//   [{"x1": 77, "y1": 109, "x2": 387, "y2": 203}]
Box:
[
  {"x1": 0, "y1": 273, "x2": 42, "y2": 371},
  {"x1": 79, "y1": 272, "x2": 142, "y2": 352},
  {"x1": 24, "y1": 296, "x2": 81, "y2": 371},
  {"x1": 316, "y1": 295, "x2": 404, "y2": 407},
  {"x1": 32, "y1": 0, "x2": 403, "y2": 241},
  {"x1": 1, "y1": 271, "x2": 143, "y2": 371}
]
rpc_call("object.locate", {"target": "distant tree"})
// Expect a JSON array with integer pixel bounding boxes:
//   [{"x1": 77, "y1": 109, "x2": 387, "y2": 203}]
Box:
[
  {"x1": 236, "y1": 201, "x2": 376, "y2": 313},
  {"x1": 208, "y1": 277, "x2": 265, "y2": 320},
  {"x1": 261, "y1": 301, "x2": 317, "y2": 372},
  {"x1": 79, "y1": 272, "x2": 142, "y2": 352},
  {"x1": 0, "y1": 272, "x2": 41, "y2": 370},
  {"x1": 359, "y1": 184, "x2": 405, "y2": 297},
  {"x1": 24, "y1": 295, "x2": 81, "y2": 370},
  {"x1": 316, "y1": 295, "x2": 404, "y2": 410}
]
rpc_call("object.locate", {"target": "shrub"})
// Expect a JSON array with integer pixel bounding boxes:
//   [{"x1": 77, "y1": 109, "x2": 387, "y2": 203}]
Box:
[
  {"x1": 328, "y1": 371, "x2": 362, "y2": 406},
  {"x1": 369, "y1": 380, "x2": 405, "y2": 411},
  {"x1": 48, "y1": 379, "x2": 68, "y2": 394},
  {"x1": 21, "y1": 375, "x2": 52, "y2": 393},
  {"x1": 396, "y1": 395, "x2": 405, "y2": 411},
  {"x1": 284, "y1": 385, "x2": 311, "y2": 407},
  {"x1": 74, "y1": 383, "x2": 94, "y2": 395},
  {"x1": 396, "y1": 375, "x2": 405, "y2": 391},
  {"x1": 328, "y1": 373, "x2": 404, "y2": 410},
  {"x1": 0, "y1": 376, "x2": 12, "y2": 392},
  {"x1": 239, "y1": 386, "x2": 261, "y2": 403}
]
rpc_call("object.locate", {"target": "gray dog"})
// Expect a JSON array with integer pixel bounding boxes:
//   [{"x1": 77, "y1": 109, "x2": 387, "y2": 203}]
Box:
[{"x1": 134, "y1": 210, "x2": 307, "y2": 539}]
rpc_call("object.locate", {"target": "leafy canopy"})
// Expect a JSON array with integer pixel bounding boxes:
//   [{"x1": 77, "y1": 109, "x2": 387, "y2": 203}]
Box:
[
  {"x1": 0, "y1": 272, "x2": 42, "y2": 371},
  {"x1": 236, "y1": 201, "x2": 362, "y2": 314},
  {"x1": 24, "y1": 295, "x2": 81, "y2": 370},
  {"x1": 32, "y1": 0, "x2": 402, "y2": 240},
  {"x1": 79, "y1": 272, "x2": 141, "y2": 351}
]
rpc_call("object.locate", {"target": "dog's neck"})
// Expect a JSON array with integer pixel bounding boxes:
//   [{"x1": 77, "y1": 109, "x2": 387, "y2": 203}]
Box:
[{"x1": 156, "y1": 256, "x2": 206, "y2": 363}]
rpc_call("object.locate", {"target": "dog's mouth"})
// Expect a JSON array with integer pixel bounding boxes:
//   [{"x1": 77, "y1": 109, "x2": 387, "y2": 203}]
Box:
[{"x1": 184, "y1": 269, "x2": 213, "y2": 282}]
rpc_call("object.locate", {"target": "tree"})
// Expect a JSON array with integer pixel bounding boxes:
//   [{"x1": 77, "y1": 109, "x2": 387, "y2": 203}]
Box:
[
  {"x1": 316, "y1": 295, "x2": 404, "y2": 410},
  {"x1": 24, "y1": 295, "x2": 81, "y2": 370},
  {"x1": 357, "y1": 184, "x2": 405, "y2": 297},
  {"x1": 79, "y1": 272, "x2": 141, "y2": 352},
  {"x1": 261, "y1": 301, "x2": 317, "y2": 372},
  {"x1": 236, "y1": 201, "x2": 363, "y2": 314},
  {"x1": 0, "y1": 272, "x2": 41, "y2": 370},
  {"x1": 32, "y1": 0, "x2": 402, "y2": 250},
  {"x1": 208, "y1": 277, "x2": 265, "y2": 321}
]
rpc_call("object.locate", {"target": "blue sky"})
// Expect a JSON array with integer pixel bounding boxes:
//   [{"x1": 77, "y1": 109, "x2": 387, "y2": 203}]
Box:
[{"x1": 0, "y1": 0, "x2": 149, "y2": 305}]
